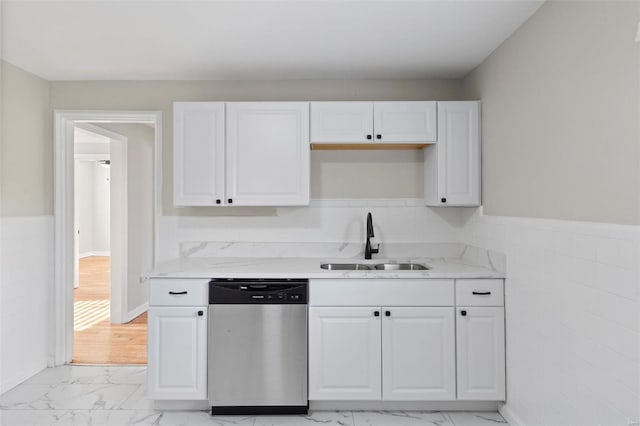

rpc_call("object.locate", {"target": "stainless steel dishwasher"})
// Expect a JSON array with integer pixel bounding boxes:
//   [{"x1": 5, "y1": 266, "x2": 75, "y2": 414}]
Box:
[{"x1": 208, "y1": 278, "x2": 308, "y2": 415}]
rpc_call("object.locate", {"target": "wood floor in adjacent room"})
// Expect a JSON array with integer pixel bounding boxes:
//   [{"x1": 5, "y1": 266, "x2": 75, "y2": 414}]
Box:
[{"x1": 73, "y1": 256, "x2": 147, "y2": 365}]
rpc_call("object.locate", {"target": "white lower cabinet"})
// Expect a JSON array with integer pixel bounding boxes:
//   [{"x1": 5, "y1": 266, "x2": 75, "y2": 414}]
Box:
[
  {"x1": 308, "y1": 306, "x2": 456, "y2": 401},
  {"x1": 308, "y1": 278, "x2": 505, "y2": 403},
  {"x1": 382, "y1": 307, "x2": 455, "y2": 401},
  {"x1": 148, "y1": 306, "x2": 208, "y2": 400},
  {"x1": 148, "y1": 279, "x2": 208, "y2": 400},
  {"x1": 308, "y1": 307, "x2": 382, "y2": 400},
  {"x1": 456, "y1": 307, "x2": 506, "y2": 401}
]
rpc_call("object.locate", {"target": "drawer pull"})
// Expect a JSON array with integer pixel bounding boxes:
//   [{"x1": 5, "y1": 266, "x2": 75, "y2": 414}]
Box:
[
  {"x1": 472, "y1": 291, "x2": 491, "y2": 295},
  {"x1": 168, "y1": 291, "x2": 188, "y2": 295}
]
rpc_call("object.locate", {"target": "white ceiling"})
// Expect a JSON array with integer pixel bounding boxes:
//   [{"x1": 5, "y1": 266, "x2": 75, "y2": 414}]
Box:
[{"x1": 2, "y1": 0, "x2": 544, "y2": 81}]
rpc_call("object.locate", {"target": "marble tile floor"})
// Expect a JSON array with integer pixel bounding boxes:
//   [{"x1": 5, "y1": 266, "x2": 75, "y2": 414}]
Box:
[{"x1": 0, "y1": 366, "x2": 508, "y2": 426}]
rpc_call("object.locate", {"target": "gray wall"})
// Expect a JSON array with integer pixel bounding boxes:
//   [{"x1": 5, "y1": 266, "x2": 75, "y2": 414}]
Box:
[
  {"x1": 463, "y1": 0, "x2": 640, "y2": 225},
  {"x1": 49, "y1": 79, "x2": 464, "y2": 216},
  {"x1": 1, "y1": 61, "x2": 52, "y2": 217}
]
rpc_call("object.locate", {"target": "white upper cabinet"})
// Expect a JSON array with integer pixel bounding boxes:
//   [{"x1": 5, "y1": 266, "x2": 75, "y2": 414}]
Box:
[
  {"x1": 373, "y1": 101, "x2": 437, "y2": 143},
  {"x1": 310, "y1": 102, "x2": 373, "y2": 143},
  {"x1": 173, "y1": 102, "x2": 225, "y2": 206},
  {"x1": 425, "y1": 101, "x2": 481, "y2": 206},
  {"x1": 173, "y1": 102, "x2": 310, "y2": 206},
  {"x1": 225, "y1": 102, "x2": 310, "y2": 206},
  {"x1": 310, "y1": 101, "x2": 436, "y2": 144}
]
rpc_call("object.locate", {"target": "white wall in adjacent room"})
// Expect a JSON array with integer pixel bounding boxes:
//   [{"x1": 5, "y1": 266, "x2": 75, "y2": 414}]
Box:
[
  {"x1": 76, "y1": 160, "x2": 110, "y2": 256},
  {"x1": 76, "y1": 161, "x2": 94, "y2": 255},
  {"x1": 92, "y1": 164, "x2": 110, "y2": 254}
]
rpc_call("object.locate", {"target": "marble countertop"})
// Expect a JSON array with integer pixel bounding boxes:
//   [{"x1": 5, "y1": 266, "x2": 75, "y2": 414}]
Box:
[{"x1": 146, "y1": 242, "x2": 505, "y2": 280}]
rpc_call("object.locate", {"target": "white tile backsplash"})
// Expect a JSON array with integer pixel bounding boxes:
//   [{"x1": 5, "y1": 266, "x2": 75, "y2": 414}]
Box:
[
  {"x1": 464, "y1": 210, "x2": 640, "y2": 426},
  {"x1": 0, "y1": 216, "x2": 53, "y2": 395},
  {"x1": 159, "y1": 203, "x2": 468, "y2": 261}
]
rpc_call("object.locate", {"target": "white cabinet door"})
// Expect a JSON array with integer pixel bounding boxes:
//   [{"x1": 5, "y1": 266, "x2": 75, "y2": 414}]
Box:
[
  {"x1": 373, "y1": 101, "x2": 437, "y2": 143},
  {"x1": 148, "y1": 307, "x2": 207, "y2": 400},
  {"x1": 310, "y1": 102, "x2": 374, "y2": 143},
  {"x1": 456, "y1": 307, "x2": 505, "y2": 401},
  {"x1": 382, "y1": 307, "x2": 455, "y2": 401},
  {"x1": 425, "y1": 101, "x2": 481, "y2": 207},
  {"x1": 309, "y1": 307, "x2": 382, "y2": 400},
  {"x1": 173, "y1": 102, "x2": 225, "y2": 206},
  {"x1": 226, "y1": 102, "x2": 310, "y2": 206}
]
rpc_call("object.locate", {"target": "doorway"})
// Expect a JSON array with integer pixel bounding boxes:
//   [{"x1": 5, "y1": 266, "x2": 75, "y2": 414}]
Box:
[
  {"x1": 71, "y1": 124, "x2": 149, "y2": 364},
  {"x1": 53, "y1": 111, "x2": 162, "y2": 366}
]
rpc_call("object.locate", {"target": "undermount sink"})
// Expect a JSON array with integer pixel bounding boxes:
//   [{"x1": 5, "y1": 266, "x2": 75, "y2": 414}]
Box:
[
  {"x1": 320, "y1": 262, "x2": 430, "y2": 271},
  {"x1": 320, "y1": 263, "x2": 372, "y2": 270},
  {"x1": 373, "y1": 263, "x2": 429, "y2": 271}
]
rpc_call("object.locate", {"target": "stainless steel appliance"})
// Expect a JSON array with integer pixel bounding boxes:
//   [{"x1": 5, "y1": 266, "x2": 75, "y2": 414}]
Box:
[{"x1": 208, "y1": 278, "x2": 308, "y2": 415}]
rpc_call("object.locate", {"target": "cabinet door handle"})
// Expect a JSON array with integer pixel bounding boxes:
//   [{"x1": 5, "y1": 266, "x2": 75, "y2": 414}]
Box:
[
  {"x1": 168, "y1": 291, "x2": 188, "y2": 295},
  {"x1": 227, "y1": 198, "x2": 233, "y2": 204},
  {"x1": 376, "y1": 134, "x2": 382, "y2": 140},
  {"x1": 197, "y1": 310, "x2": 204, "y2": 316},
  {"x1": 441, "y1": 197, "x2": 447, "y2": 203},
  {"x1": 472, "y1": 291, "x2": 491, "y2": 295},
  {"x1": 461, "y1": 310, "x2": 467, "y2": 316},
  {"x1": 374, "y1": 311, "x2": 380, "y2": 317},
  {"x1": 216, "y1": 199, "x2": 221, "y2": 205},
  {"x1": 385, "y1": 311, "x2": 391, "y2": 317},
  {"x1": 366, "y1": 134, "x2": 372, "y2": 140}
]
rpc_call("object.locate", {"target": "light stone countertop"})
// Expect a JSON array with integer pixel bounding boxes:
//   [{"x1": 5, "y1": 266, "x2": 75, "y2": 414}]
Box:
[{"x1": 146, "y1": 243, "x2": 505, "y2": 280}]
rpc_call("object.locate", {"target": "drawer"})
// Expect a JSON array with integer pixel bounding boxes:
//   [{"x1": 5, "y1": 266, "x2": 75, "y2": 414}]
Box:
[
  {"x1": 456, "y1": 279, "x2": 504, "y2": 306},
  {"x1": 149, "y1": 279, "x2": 208, "y2": 306},
  {"x1": 310, "y1": 279, "x2": 454, "y2": 306}
]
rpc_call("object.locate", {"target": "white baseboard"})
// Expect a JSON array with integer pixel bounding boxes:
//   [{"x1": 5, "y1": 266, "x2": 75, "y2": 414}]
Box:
[
  {"x1": 499, "y1": 404, "x2": 525, "y2": 426},
  {"x1": 311, "y1": 401, "x2": 500, "y2": 412},
  {"x1": 0, "y1": 364, "x2": 47, "y2": 395},
  {"x1": 126, "y1": 302, "x2": 148, "y2": 323},
  {"x1": 80, "y1": 251, "x2": 111, "y2": 258},
  {"x1": 152, "y1": 400, "x2": 209, "y2": 411}
]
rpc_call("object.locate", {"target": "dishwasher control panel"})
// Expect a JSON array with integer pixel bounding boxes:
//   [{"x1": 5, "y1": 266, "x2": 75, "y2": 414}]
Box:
[{"x1": 209, "y1": 278, "x2": 308, "y2": 304}]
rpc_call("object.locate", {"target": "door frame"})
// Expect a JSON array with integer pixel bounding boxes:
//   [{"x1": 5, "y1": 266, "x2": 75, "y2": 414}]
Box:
[{"x1": 53, "y1": 110, "x2": 162, "y2": 366}]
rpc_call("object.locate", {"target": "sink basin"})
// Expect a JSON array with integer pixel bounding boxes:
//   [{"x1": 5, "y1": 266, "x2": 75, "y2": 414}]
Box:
[
  {"x1": 320, "y1": 263, "x2": 372, "y2": 270},
  {"x1": 373, "y1": 263, "x2": 430, "y2": 271},
  {"x1": 320, "y1": 262, "x2": 430, "y2": 271}
]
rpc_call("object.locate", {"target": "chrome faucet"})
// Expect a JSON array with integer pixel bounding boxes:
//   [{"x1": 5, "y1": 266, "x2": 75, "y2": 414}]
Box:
[{"x1": 364, "y1": 212, "x2": 380, "y2": 260}]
